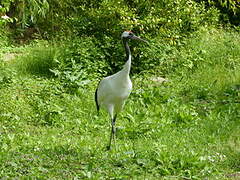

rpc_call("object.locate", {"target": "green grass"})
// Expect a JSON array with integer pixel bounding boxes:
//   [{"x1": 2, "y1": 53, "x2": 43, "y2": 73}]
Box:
[{"x1": 0, "y1": 28, "x2": 239, "y2": 179}]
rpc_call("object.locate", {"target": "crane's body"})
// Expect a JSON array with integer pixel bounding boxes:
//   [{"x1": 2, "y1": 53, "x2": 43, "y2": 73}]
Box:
[
  {"x1": 96, "y1": 71, "x2": 132, "y2": 117},
  {"x1": 95, "y1": 31, "x2": 146, "y2": 150}
]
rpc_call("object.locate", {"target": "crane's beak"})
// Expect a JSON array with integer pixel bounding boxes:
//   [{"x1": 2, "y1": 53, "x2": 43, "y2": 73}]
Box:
[{"x1": 131, "y1": 35, "x2": 148, "y2": 43}]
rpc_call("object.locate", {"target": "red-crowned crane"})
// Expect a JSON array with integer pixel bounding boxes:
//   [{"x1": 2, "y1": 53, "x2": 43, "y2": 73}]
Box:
[{"x1": 95, "y1": 31, "x2": 147, "y2": 150}]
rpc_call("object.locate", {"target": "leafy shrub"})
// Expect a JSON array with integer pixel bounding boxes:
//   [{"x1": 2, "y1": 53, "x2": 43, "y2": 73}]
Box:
[
  {"x1": 51, "y1": 37, "x2": 109, "y2": 92},
  {"x1": 0, "y1": 26, "x2": 11, "y2": 47},
  {"x1": 4, "y1": 0, "x2": 221, "y2": 46},
  {"x1": 0, "y1": 60, "x2": 15, "y2": 89},
  {"x1": 139, "y1": 26, "x2": 240, "y2": 76},
  {"x1": 204, "y1": 0, "x2": 240, "y2": 24},
  {"x1": 2, "y1": 0, "x2": 222, "y2": 80},
  {"x1": 61, "y1": 0, "x2": 220, "y2": 76}
]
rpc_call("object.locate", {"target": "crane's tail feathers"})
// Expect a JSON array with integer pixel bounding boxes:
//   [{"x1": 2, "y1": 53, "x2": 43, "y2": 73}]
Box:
[{"x1": 95, "y1": 87, "x2": 100, "y2": 114}]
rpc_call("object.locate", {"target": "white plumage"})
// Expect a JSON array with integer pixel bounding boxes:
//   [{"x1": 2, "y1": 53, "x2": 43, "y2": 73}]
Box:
[{"x1": 95, "y1": 31, "x2": 147, "y2": 150}]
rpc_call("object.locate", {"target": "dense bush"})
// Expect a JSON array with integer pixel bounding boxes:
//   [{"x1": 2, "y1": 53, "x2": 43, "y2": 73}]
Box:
[
  {"x1": 0, "y1": 0, "x2": 221, "y2": 37},
  {"x1": 142, "y1": 27, "x2": 240, "y2": 75},
  {"x1": 50, "y1": 38, "x2": 110, "y2": 91},
  {"x1": 1, "y1": 0, "x2": 222, "y2": 82},
  {"x1": 49, "y1": 0, "x2": 221, "y2": 84},
  {"x1": 0, "y1": 0, "x2": 237, "y2": 86},
  {"x1": 202, "y1": 0, "x2": 240, "y2": 25}
]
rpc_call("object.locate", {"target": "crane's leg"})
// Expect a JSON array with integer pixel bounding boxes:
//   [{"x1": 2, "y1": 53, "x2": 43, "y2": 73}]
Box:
[{"x1": 107, "y1": 114, "x2": 117, "y2": 150}]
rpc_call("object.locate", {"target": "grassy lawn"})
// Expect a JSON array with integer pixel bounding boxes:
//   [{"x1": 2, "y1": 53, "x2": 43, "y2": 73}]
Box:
[{"x1": 0, "y1": 28, "x2": 239, "y2": 179}]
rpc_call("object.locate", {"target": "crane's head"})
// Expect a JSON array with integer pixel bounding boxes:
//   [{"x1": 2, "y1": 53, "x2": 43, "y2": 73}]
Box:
[{"x1": 121, "y1": 31, "x2": 147, "y2": 43}]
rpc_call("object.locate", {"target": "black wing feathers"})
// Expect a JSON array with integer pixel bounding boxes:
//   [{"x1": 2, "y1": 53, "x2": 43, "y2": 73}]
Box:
[{"x1": 95, "y1": 87, "x2": 100, "y2": 113}]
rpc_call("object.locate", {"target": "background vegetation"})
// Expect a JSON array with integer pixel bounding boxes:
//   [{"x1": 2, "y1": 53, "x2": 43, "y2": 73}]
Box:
[{"x1": 0, "y1": 0, "x2": 239, "y2": 179}]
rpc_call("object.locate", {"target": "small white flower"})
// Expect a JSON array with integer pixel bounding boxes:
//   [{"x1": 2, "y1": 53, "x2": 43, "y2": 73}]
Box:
[{"x1": 1, "y1": 15, "x2": 10, "y2": 19}]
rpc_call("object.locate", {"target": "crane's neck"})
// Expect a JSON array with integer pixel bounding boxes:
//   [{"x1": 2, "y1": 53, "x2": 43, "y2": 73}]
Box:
[{"x1": 122, "y1": 38, "x2": 131, "y2": 76}]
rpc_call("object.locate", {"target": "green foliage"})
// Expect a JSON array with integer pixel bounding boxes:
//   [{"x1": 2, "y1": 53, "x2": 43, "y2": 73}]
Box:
[
  {"x1": 2, "y1": 0, "x2": 220, "y2": 77},
  {"x1": 68, "y1": 0, "x2": 219, "y2": 38},
  {"x1": 50, "y1": 38, "x2": 109, "y2": 92},
  {"x1": 2, "y1": 0, "x2": 221, "y2": 39},
  {"x1": 58, "y1": 0, "x2": 220, "y2": 77},
  {"x1": 0, "y1": 27, "x2": 239, "y2": 178},
  {"x1": 139, "y1": 27, "x2": 240, "y2": 77},
  {"x1": 13, "y1": 42, "x2": 57, "y2": 77},
  {"x1": 0, "y1": 0, "x2": 239, "y2": 178},
  {"x1": 9, "y1": 0, "x2": 49, "y2": 28},
  {"x1": 204, "y1": 0, "x2": 240, "y2": 24},
  {"x1": 0, "y1": 61, "x2": 15, "y2": 89},
  {"x1": 0, "y1": 29, "x2": 10, "y2": 47},
  {"x1": 0, "y1": 2, "x2": 12, "y2": 47},
  {"x1": 207, "y1": 0, "x2": 240, "y2": 14}
]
